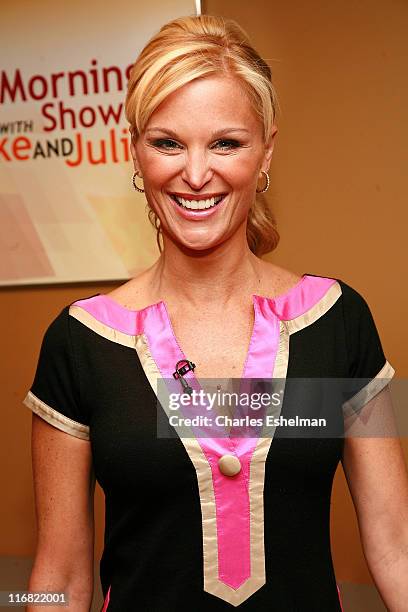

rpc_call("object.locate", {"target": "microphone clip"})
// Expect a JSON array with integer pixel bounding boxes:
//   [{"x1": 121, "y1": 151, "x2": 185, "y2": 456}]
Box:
[{"x1": 173, "y1": 359, "x2": 196, "y2": 395}]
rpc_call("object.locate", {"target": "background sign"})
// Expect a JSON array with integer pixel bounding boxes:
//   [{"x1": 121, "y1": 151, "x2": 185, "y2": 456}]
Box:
[{"x1": 0, "y1": 0, "x2": 198, "y2": 286}]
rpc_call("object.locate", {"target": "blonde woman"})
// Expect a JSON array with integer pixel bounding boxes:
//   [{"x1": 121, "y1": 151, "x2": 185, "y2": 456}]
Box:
[{"x1": 24, "y1": 14, "x2": 408, "y2": 612}]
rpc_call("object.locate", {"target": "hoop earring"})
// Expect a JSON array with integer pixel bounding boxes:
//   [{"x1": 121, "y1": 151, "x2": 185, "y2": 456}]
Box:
[
  {"x1": 132, "y1": 171, "x2": 145, "y2": 193},
  {"x1": 256, "y1": 170, "x2": 270, "y2": 193}
]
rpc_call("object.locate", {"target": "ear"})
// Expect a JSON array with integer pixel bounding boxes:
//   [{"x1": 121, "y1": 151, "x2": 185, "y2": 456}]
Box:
[{"x1": 261, "y1": 124, "x2": 278, "y2": 173}]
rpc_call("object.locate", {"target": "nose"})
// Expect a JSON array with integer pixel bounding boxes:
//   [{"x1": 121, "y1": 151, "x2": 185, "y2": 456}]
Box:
[{"x1": 180, "y1": 148, "x2": 213, "y2": 191}]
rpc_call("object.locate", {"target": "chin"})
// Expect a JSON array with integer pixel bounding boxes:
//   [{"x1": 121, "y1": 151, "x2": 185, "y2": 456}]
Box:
[{"x1": 176, "y1": 236, "x2": 223, "y2": 254}]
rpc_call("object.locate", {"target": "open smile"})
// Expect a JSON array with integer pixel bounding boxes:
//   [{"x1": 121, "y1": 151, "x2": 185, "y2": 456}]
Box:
[{"x1": 169, "y1": 193, "x2": 227, "y2": 211}]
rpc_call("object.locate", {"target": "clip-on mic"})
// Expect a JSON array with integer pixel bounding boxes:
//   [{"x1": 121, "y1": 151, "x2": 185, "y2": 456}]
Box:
[{"x1": 173, "y1": 359, "x2": 196, "y2": 395}]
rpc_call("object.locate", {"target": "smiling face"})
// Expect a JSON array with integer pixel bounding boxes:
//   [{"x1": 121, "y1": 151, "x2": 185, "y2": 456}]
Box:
[{"x1": 130, "y1": 75, "x2": 277, "y2": 252}]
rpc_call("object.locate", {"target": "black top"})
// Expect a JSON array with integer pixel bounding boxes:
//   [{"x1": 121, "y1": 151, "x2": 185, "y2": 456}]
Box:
[{"x1": 22, "y1": 274, "x2": 395, "y2": 611}]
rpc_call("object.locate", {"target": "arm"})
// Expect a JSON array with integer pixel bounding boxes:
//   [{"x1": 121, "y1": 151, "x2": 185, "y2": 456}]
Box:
[
  {"x1": 27, "y1": 414, "x2": 95, "y2": 612},
  {"x1": 341, "y1": 386, "x2": 408, "y2": 611}
]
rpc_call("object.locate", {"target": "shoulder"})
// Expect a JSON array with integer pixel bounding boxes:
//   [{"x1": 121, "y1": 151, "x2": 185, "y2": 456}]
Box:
[
  {"x1": 33, "y1": 304, "x2": 80, "y2": 370},
  {"x1": 335, "y1": 279, "x2": 388, "y2": 376},
  {"x1": 41, "y1": 304, "x2": 72, "y2": 344},
  {"x1": 335, "y1": 278, "x2": 375, "y2": 316}
]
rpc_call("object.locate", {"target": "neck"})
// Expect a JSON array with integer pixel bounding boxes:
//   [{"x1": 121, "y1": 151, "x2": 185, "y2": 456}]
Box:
[{"x1": 147, "y1": 230, "x2": 266, "y2": 309}]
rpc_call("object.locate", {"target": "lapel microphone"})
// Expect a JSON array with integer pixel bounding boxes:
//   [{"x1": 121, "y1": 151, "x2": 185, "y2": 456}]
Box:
[{"x1": 173, "y1": 359, "x2": 196, "y2": 395}]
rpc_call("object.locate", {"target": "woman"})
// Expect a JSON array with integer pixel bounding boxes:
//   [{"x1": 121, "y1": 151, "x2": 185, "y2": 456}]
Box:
[{"x1": 23, "y1": 14, "x2": 408, "y2": 612}]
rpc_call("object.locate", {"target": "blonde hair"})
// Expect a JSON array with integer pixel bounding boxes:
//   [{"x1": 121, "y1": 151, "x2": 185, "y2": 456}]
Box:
[{"x1": 125, "y1": 14, "x2": 280, "y2": 256}]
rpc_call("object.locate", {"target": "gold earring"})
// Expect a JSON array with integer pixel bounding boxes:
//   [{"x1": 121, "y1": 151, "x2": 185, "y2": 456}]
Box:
[
  {"x1": 132, "y1": 171, "x2": 145, "y2": 193},
  {"x1": 256, "y1": 170, "x2": 270, "y2": 193}
]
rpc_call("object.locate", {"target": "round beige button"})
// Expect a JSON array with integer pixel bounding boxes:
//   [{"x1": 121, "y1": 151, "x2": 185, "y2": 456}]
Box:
[{"x1": 218, "y1": 454, "x2": 241, "y2": 477}]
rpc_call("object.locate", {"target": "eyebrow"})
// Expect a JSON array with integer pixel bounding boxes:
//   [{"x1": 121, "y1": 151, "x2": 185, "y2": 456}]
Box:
[{"x1": 145, "y1": 127, "x2": 250, "y2": 138}]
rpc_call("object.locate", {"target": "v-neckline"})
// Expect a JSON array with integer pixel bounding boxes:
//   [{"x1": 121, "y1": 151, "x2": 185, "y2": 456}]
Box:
[
  {"x1": 71, "y1": 273, "x2": 340, "y2": 448},
  {"x1": 98, "y1": 272, "x2": 308, "y2": 384}
]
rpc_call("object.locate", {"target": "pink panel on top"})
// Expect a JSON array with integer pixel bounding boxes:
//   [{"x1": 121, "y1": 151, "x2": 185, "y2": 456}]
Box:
[
  {"x1": 71, "y1": 293, "x2": 159, "y2": 336},
  {"x1": 267, "y1": 274, "x2": 337, "y2": 321}
]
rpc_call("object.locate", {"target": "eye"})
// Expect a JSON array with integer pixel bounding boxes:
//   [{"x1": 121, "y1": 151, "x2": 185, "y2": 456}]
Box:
[
  {"x1": 213, "y1": 139, "x2": 241, "y2": 150},
  {"x1": 152, "y1": 139, "x2": 181, "y2": 149}
]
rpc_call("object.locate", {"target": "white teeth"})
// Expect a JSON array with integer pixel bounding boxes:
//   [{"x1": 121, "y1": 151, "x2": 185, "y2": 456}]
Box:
[{"x1": 172, "y1": 195, "x2": 224, "y2": 210}]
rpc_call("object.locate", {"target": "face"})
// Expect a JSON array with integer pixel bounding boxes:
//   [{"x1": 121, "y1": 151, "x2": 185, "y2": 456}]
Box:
[{"x1": 130, "y1": 75, "x2": 278, "y2": 251}]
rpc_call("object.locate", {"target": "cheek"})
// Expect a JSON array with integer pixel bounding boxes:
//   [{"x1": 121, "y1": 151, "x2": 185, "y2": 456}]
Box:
[
  {"x1": 142, "y1": 156, "x2": 177, "y2": 188},
  {"x1": 216, "y1": 154, "x2": 260, "y2": 187},
  {"x1": 136, "y1": 146, "x2": 178, "y2": 180},
  {"x1": 223, "y1": 166, "x2": 258, "y2": 193}
]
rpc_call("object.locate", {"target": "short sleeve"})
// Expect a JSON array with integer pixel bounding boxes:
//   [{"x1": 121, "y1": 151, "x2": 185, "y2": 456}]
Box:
[
  {"x1": 340, "y1": 281, "x2": 395, "y2": 417},
  {"x1": 22, "y1": 305, "x2": 90, "y2": 440}
]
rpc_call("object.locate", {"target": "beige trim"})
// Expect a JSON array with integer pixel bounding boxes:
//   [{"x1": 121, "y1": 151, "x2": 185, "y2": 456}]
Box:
[
  {"x1": 69, "y1": 304, "x2": 137, "y2": 348},
  {"x1": 23, "y1": 390, "x2": 90, "y2": 441},
  {"x1": 134, "y1": 333, "x2": 160, "y2": 394},
  {"x1": 342, "y1": 360, "x2": 395, "y2": 418},
  {"x1": 286, "y1": 281, "x2": 342, "y2": 335},
  {"x1": 258, "y1": 320, "x2": 290, "y2": 439}
]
